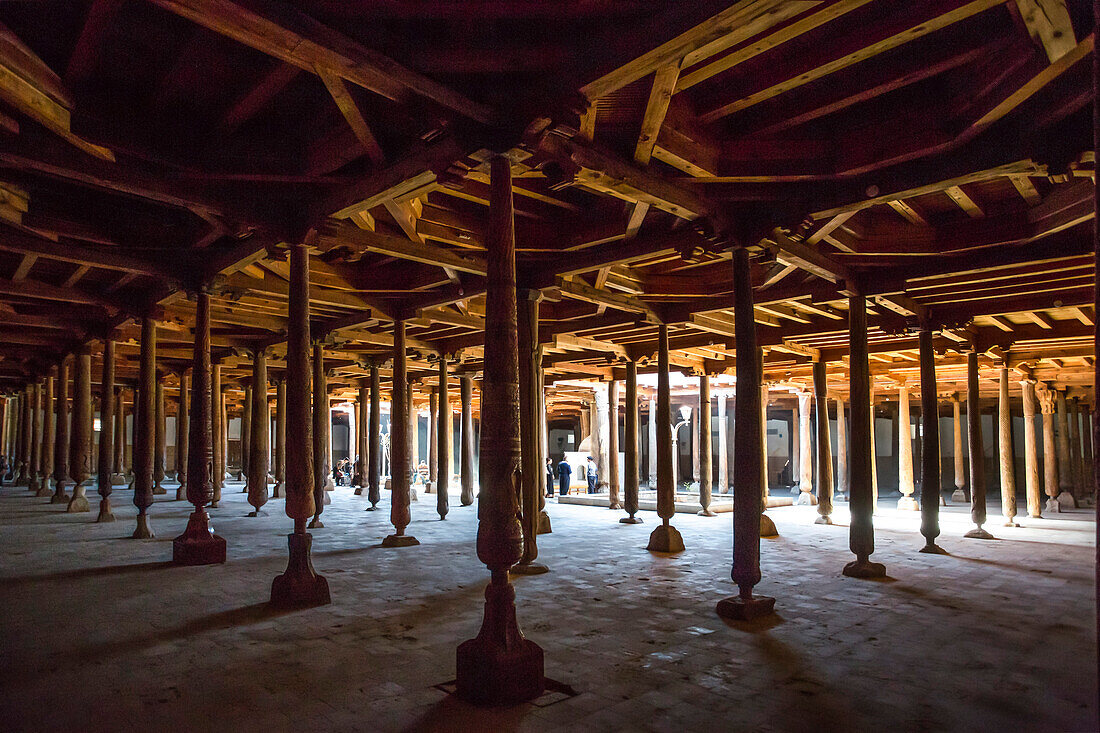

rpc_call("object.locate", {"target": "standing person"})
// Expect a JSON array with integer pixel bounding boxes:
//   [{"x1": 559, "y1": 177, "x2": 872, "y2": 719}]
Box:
[
  {"x1": 557, "y1": 457, "x2": 572, "y2": 497},
  {"x1": 586, "y1": 456, "x2": 598, "y2": 494},
  {"x1": 545, "y1": 458, "x2": 554, "y2": 498}
]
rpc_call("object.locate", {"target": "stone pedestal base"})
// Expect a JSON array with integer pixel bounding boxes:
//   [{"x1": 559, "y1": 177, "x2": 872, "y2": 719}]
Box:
[
  {"x1": 1044, "y1": 498, "x2": 1061, "y2": 513},
  {"x1": 272, "y1": 482, "x2": 284, "y2": 498},
  {"x1": 35, "y1": 479, "x2": 51, "y2": 497},
  {"x1": 354, "y1": 486, "x2": 363, "y2": 495},
  {"x1": 270, "y1": 533, "x2": 330, "y2": 609},
  {"x1": 897, "y1": 496, "x2": 919, "y2": 511},
  {"x1": 49, "y1": 489, "x2": 70, "y2": 504},
  {"x1": 537, "y1": 511, "x2": 551, "y2": 534},
  {"x1": 132, "y1": 513, "x2": 154, "y2": 539},
  {"x1": 814, "y1": 515, "x2": 833, "y2": 525},
  {"x1": 716, "y1": 593, "x2": 776, "y2": 621},
  {"x1": 308, "y1": 517, "x2": 325, "y2": 529},
  {"x1": 111, "y1": 474, "x2": 126, "y2": 486},
  {"x1": 247, "y1": 509, "x2": 268, "y2": 517},
  {"x1": 646, "y1": 523, "x2": 684, "y2": 553},
  {"x1": 919, "y1": 542, "x2": 948, "y2": 555},
  {"x1": 28, "y1": 477, "x2": 40, "y2": 493},
  {"x1": 760, "y1": 513, "x2": 778, "y2": 538},
  {"x1": 322, "y1": 492, "x2": 331, "y2": 505},
  {"x1": 176, "y1": 486, "x2": 187, "y2": 501},
  {"x1": 964, "y1": 526, "x2": 995, "y2": 540},
  {"x1": 364, "y1": 505, "x2": 377, "y2": 511},
  {"x1": 172, "y1": 510, "x2": 227, "y2": 565},
  {"x1": 842, "y1": 558, "x2": 886, "y2": 578},
  {"x1": 1003, "y1": 519, "x2": 1021, "y2": 528},
  {"x1": 951, "y1": 488, "x2": 966, "y2": 503},
  {"x1": 698, "y1": 508, "x2": 717, "y2": 517},
  {"x1": 66, "y1": 486, "x2": 90, "y2": 513},
  {"x1": 381, "y1": 533, "x2": 420, "y2": 547},
  {"x1": 96, "y1": 498, "x2": 115, "y2": 523},
  {"x1": 152, "y1": 484, "x2": 167, "y2": 495},
  {"x1": 619, "y1": 515, "x2": 644, "y2": 524},
  {"x1": 510, "y1": 562, "x2": 549, "y2": 575},
  {"x1": 1057, "y1": 493, "x2": 1077, "y2": 509},
  {"x1": 794, "y1": 492, "x2": 817, "y2": 506}
]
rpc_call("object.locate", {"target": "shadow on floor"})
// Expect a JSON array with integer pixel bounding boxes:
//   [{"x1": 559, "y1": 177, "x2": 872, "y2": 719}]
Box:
[{"x1": 0, "y1": 560, "x2": 175, "y2": 587}]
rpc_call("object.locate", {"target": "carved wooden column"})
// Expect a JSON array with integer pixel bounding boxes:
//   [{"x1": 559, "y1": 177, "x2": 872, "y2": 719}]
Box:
[
  {"x1": 16, "y1": 386, "x2": 30, "y2": 486},
  {"x1": 240, "y1": 381, "x2": 251, "y2": 492},
  {"x1": 112, "y1": 386, "x2": 124, "y2": 483},
  {"x1": 998, "y1": 364, "x2": 1019, "y2": 526},
  {"x1": 835, "y1": 398, "x2": 848, "y2": 501},
  {"x1": 897, "y1": 385, "x2": 917, "y2": 511},
  {"x1": 593, "y1": 383, "x2": 610, "y2": 491},
  {"x1": 460, "y1": 374, "x2": 475, "y2": 506},
  {"x1": 51, "y1": 357, "x2": 70, "y2": 504},
  {"x1": 1038, "y1": 384, "x2": 1062, "y2": 512},
  {"x1": 843, "y1": 292, "x2": 885, "y2": 578},
  {"x1": 813, "y1": 359, "x2": 834, "y2": 522},
  {"x1": 173, "y1": 287, "x2": 226, "y2": 564},
  {"x1": 1068, "y1": 395, "x2": 1083, "y2": 503},
  {"x1": 176, "y1": 373, "x2": 190, "y2": 501},
  {"x1": 609, "y1": 378, "x2": 622, "y2": 510},
  {"x1": 1055, "y1": 389, "x2": 1074, "y2": 502},
  {"x1": 247, "y1": 350, "x2": 270, "y2": 515},
  {"x1": 272, "y1": 377, "x2": 286, "y2": 498},
  {"x1": 96, "y1": 340, "x2": 116, "y2": 520},
  {"x1": 716, "y1": 392, "x2": 728, "y2": 494},
  {"x1": 1080, "y1": 398, "x2": 1094, "y2": 492},
  {"x1": 437, "y1": 354, "x2": 452, "y2": 518},
  {"x1": 647, "y1": 323, "x2": 684, "y2": 553},
  {"x1": 796, "y1": 391, "x2": 815, "y2": 505},
  {"x1": 717, "y1": 247, "x2": 775, "y2": 620},
  {"x1": 1021, "y1": 379, "x2": 1042, "y2": 517},
  {"x1": 131, "y1": 320, "x2": 155, "y2": 536},
  {"x1": 620, "y1": 360, "x2": 642, "y2": 524},
  {"x1": 964, "y1": 349, "x2": 994, "y2": 539},
  {"x1": 647, "y1": 395, "x2": 657, "y2": 486},
  {"x1": 66, "y1": 347, "x2": 93, "y2": 514},
  {"x1": 951, "y1": 395, "x2": 966, "y2": 502},
  {"x1": 455, "y1": 156, "x2": 542, "y2": 705},
  {"x1": 407, "y1": 379, "x2": 417, "y2": 481},
  {"x1": 123, "y1": 390, "x2": 133, "y2": 479},
  {"x1": 367, "y1": 364, "x2": 382, "y2": 509},
  {"x1": 428, "y1": 386, "x2": 438, "y2": 488},
  {"x1": 382, "y1": 318, "x2": 417, "y2": 548},
  {"x1": 153, "y1": 379, "x2": 167, "y2": 495},
  {"x1": 514, "y1": 288, "x2": 546, "y2": 573},
  {"x1": 27, "y1": 381, "x2": 41, "y2": 493},
  {"x1": 39, "y1": 373, "x2": 55, "y2": 498},
  {"x1": 210, "y1": 364, "x2": 223, "y2": 505},
  {"x1": 354, "y1": 376, "x2": 368, "y2": 493},
  {"x1": 760, "y1": 383, "x2": 778, "y2": 536},
  {"x1": 270, "y1": 241, "x2": 328, "y2": 607},
  {"x1": 916, "y1": 326, "x2": 947, "y2": 553},
  {"x1": 310, "y1": 343, "x2": 329, "y2": 529},
  {"x1": 697, "y1": 374, "x2": 714, "y2": 516}
]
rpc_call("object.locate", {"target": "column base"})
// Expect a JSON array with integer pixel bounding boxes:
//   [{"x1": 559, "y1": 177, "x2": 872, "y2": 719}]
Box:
[
  {"x1": 66, "y1": 486, "x2": 90, "y2": 513},
  {"x1": 270, "y1": 532, "x2": 330, "y2": 609},
  {"x1": 1057, "y1": 493, "x2": 1077, "y2": 509},
  {"x1": 794, "y1": 492, "x2": 817, "y2": 506},
  {"x1": 132, "y1": 513, "x2": 154, "y2": 539},
  {"x1": 1044, "y1": 498, "x2": 1061, "y2": 513},
  {"x1": 964, "y1": 526, "x2": 995, "y2": 540},
  {"x1": 28, "y1": 477, "x2": 40, "y2": 493},
  {"x1": 35, "y1": 484, "x2": 52, "y2": 498},
  {"x1": 172, "y1": 510, "x2": 227, "y2": 565},
  {"x1": 308, "y1": 517, "x2": 325, "y2": 529},
  {"x1": 1003, "y1": 519, "x2": 1021, "y2": 527},
  {"x1": 247, "y1": 510, "x2": 268, "y2": 517},
  {"x1": 353, "y1": 486, "x2": 363, "y2": 495},
  {"x1": 842, "y1": 558, "x2": 886, "y2": 578},
  {"x1": 760, "y1": 513, "x2": 778, "y2": 538},
  {"x1": 950, "y1": 489, "x2": 966, "y2": 503},
  {"x1": 381, "y1": 533, "x2": 420, "y2": 547},
  {"x1": 460, "y1": 495, "x2": 474, "y2": 507},
  {"x1": 919, "y1": 542, "x2": 948, "y2": 555},
  {"x1": 49, "y1": 489, "x2": 70, "y2": 504},
  {"x1": 716, "y1": 593, "x2": 776, "y2": 621},
  {"x1": 620, "y1": 515, "x2": 644, "y2": 524},
  {"x1": 697, "y1": 507, "x2": 717, "y2": 517},
  {"x1": 814, "y1": 514, "x2": 833, "y2": 525},
  {"x1": 365, "y1": 505, "x2": 377, "y2": 511},
  {"x1": 176, "y1": 485, "x2": 187, "y2": 501},
  {"x1": 510, "y1": 562, "x2": 549, "y2": 575},
  {"x1": 272, "y1": 482, "x2": 284, "y2": 498},
  {"x1": 897, "y1": 496, "x2": 919, "y2": 511},
  {"x1": 646, "y1": 523, "x2": 685, "y2": 553},
  {"x1": 152, "y1": 483, "x2": 167, "y2": 495},
  {"x1": 537, "y1": 511, "x2": 551, "y2": 534},
  {"x1": 96, "y1": 499, "x2": 115, "y2": 523}
]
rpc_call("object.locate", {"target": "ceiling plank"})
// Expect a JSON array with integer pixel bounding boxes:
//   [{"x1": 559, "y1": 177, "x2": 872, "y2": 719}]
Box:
[{"x1": 317, "y1": 66, "x2": 386, "y2": 166}]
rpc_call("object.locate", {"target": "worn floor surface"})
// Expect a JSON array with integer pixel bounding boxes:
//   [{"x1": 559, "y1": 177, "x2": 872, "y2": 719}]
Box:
[{"x1": 0, "y1": 480, "x2": 1095, "y2": 733}]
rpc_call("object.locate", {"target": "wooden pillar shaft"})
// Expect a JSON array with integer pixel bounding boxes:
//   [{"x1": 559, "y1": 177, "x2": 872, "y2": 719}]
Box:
[
  {"x1": 1022, "y1": 381, "x2": 1042, "y2": 517},
  {"x1": 622, "y1": 361, "x2": 640, "y2": 522},
  {"x1": 998, "y1": 366, "x2": 1018, "y2": 525},
  {"x1": 965, "y1": 350, "x2": 992, "y2": 537},
  {"x1": 132, "y1": 320, "x2": 156, "y2": 530},
  {"x1": 698, "y1": 374, "x2": 713, "y2": 515},
  {"x1": 918, "y1": 328, "x2": 944, "y2": 552},
  {"x1": 813, "y1": 359, "x2": 834, "y2": 521},
  {"x1": 460, "y1": 375, "x2": 475, "y2": 506},
  {"x1": 96, "y1": 341, "x2": 115, "y2": 515},
  {"x1": 609, "y1": 378, "x2": 621, "y2": 509},
  {"x1": 53, "y1": 358, "x2": 70, "y2": 495},
  {"x1": 176, "y1": 374, "x2": 190, "y2": 500},
  {"x1": 247, "y1": 351, "x2": 269, "y2": 512},
  {"x1": 437, "y1": 355, "x2": 452, "y2": 518}
]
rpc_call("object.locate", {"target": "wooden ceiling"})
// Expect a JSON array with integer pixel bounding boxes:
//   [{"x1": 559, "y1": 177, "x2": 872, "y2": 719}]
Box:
[{"x1": 0, "y1": 0, "x2": 1093, "y2": 413}]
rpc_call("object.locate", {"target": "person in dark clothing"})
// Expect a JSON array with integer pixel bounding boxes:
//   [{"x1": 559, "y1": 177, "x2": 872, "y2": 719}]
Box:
[
  {"x1": 556, "y1": 458, "x2": 572, "y2": 497},
  {"x1": 545, "y1": 458, "x2": 554, "y2": 498},
  {"x1": 586, "y1": 456, "x2": 598, "y2": 493}
]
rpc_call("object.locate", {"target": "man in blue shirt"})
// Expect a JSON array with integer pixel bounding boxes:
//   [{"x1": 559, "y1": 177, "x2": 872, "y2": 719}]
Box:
[
  {"x1": 586, "y1": 456, "x2": 598, "y2": 493},
  {"x1": 556, "y1": 458, "x2": 572, "y2": 496}
]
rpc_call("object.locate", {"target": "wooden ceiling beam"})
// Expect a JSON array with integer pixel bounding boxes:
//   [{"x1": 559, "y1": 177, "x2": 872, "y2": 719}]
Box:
[
  {"x1": 318, "y1": 219, "x2": 487, "y2": 276},
  {"x1": 317, "y1": 67, "x2": 386, "y2": 166}
]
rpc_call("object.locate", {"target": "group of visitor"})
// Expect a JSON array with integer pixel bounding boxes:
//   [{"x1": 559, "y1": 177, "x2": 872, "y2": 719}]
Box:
[{"x1": 545, "y1": 456, "x2": 599, "y2": 497}]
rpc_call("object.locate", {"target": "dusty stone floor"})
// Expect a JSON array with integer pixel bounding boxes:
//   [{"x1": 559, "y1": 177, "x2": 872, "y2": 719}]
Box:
[{"x1": 0, "y1": 479, "x2": 1095, "y2": 733}]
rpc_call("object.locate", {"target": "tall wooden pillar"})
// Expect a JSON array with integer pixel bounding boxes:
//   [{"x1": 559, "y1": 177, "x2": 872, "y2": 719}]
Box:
[
  {"x1": 455, "y1": 156, "x2": 543, "y2": 705},
  {"x1": 1021, "y1": 380, "x2": 1042, "y2": 517},
  {"x1": 123, "y1": 390, "x2": 133, "y2": 478},
  {"x1": 240, "y1": 382, "x2": 251, "y2": 492},
  {"x1": 28, "y1": 381, "x2": 42, "y2": 493},
  {"x1": 17, "y1": 385, "x2": 29, "y2": 485},
  {"x1": 40, "y1": 373, "x2": 55, "y2": 498},
  {"x1": 51, "y1": 357, "x2": 70, "y2": 503},
  {"x1": 717, "y1": 247, "x2": 775, "y2": 619},
  {"x1": 382, "y1": 318, "x2": 417, "y2": 548},
  {"x1": 247, "y1": 350, "x2": 269, "y2": 515},
  {"x1": 460, "y1": 375, "x2": 475, "y2": 506},
  {"x1": 132, "y1": 320, "x2": 156, "y2": 535},
  {"x1": 67, "y1": 347, "x2": 93, "y2": 514},
  {"x1": 647, "y1": 396, "x2": 657, "y2": 486},
  {"x1": 96, "y1": 340, "x2": 116, "y2": 520},
  {"x1": 951, "y1": 395, "x2": 966, "y2": 502},
  {"x1": 813, "y1": 359, "x2": 834, "y2": 522},
  {"x1": 998, "y1": 365, "x2": 1019, "y2": 526},
  {"x1": 647, "y1": 323, "x2": 684, "y2": 553},
  {"x1": 897, "y1": 385, "x2": 917, "y2": 511},
  {"x1": 176, "y1": 373, "x2": 190, "y2": 501},
  {"x1": 760, "y1": 383, "x2": 777, "y2": 537},
  {"x1": 843, "y1": 293, "x2": 885, "y2": 578},
  {"x1": 269, "y1": 242, "x2": 328, "y2": 607},
  {"x1": 965, "y1": 350, "x2": 994, "y2": 538},
  {"x1": 113, "y1": 386, "x2": 124, "y2": 481},
  {"x1": 367, "y1": 364, "x2": 382, "y2": 509},
  {"x1": 836, "y1": 398, "x2": 848, "y2": 500},
  {"x1": 310, "y1": 342, "x2": 329, "y2": 529},
  {"x1": 609, "y1": 378, "x2": 622, "y2": 510},
  {"x1": 918, "y1": 327, "x2": 947, "y2": 553},
  {"x1": 1056, "y1": 389, "x2": 1074, "y2": 502},
  {"x1": 153, "y1": 379, "x2": 167, "y2": 495},
  {"x1": 697, "y1": 374, "x2": 714, "y2": 516},
  {"x1": 716, "y1": 392, "x2": 728, "y2": 494},
  {"x1": 210, "y1": 364, "x2": 223, "y2": 505},
  {"x1": 273, "y1": 377, "x2": 286, "y2": 498},
  {"x1": 796, "y1": 392, "x2": 815, "y2": 505},
  {"x1": 407, "y1": 378, "x2": 417, "y2": 480},
  {"x1": 173, "y1": 288, "x2": 226, "y2": 564},
  {"x1": 437, "y1": 354, "x2": 452, "y2": 519},
  {"x1": 1038, "y1": 384, "x2": 1062, "y2": 511},
  {"x1": 621, "y1": 361, "x2": 642, "y2": 524},
  {"x1": 1068, "y1": 396, "x2": 1083, "y2": 502},
  {"x1": 514, "y1": 289, "x2": 545, "y2": 572},
  {"x1": 354, "y1": 376, "x2": 369, "y2": 493},
  {"x1": 428, "y1": 386, "x2": 438, "y2": 487}
]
